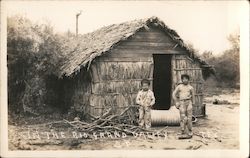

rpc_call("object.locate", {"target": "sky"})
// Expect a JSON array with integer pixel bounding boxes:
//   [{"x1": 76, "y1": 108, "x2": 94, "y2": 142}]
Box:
[{"x1": 4, "y1": 0, "x2": 244, "y2": 54}]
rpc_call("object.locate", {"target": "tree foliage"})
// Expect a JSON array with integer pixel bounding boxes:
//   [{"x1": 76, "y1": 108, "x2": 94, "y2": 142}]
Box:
[
  {"x1": 7, "y1": 15, "x2": 65, "y2": 113},
  {"x1": 201, "y1": 32, "x2": 240, "y2": 87}
]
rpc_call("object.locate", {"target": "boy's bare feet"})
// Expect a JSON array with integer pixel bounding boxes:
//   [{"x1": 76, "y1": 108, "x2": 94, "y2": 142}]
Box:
[
  {"x1": 177, "y1": 130, "x2": 185, "y2": 135},
  {"x1": 188, "y1": 131, "x2": 193, "y2": 136}
]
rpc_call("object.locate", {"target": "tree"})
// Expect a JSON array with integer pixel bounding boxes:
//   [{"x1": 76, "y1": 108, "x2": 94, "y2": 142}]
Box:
[
  {"x1": 7, "y1": 15, "x2": 65, "y2": 114},
  {"x1": 216, "y1": 32, "x2": 239, "y2": 86},
  {"x1": 201, "y1": 32, "x2": 240, "y2": 87},
  {"x1": 7, "y1": 16, "x2": 42, "y2": 112},
  {"x1": 186, "y1": 42, "x2": 200, "y2": 55},
  {"x1": 201, "y1": 51, "x2": 213, "y2": 60}
]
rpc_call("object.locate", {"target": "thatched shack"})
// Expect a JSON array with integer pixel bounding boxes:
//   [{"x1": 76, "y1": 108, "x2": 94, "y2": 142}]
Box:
[{"x1": 55, "y1": 17, "x2": 214, "y2": 118}]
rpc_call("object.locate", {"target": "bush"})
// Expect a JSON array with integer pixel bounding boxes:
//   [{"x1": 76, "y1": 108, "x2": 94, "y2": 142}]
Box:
[
  {"x1": 7, "y1": 15, "x2": 65, "y2": 114},
  {"x1": 201, "y1": 32, "x2": 240, "y2": 88}
]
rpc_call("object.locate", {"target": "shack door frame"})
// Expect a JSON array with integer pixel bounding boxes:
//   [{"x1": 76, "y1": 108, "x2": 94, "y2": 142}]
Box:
[{"x1": 152, "y1": 54, "x2": 173, "y2": 110}]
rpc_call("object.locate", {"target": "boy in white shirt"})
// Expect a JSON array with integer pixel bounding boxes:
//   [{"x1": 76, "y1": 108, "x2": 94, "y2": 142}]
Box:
[{"x1": 136, "y1": 79, "x2": 155, "y2": 129}]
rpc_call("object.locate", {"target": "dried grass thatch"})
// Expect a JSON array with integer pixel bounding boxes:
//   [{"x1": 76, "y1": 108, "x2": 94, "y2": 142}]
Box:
[
  {"x1": 96, "y1": 62, "x2": 151, "y2": 80},
  {"x1": 58, "y1": 16, "x2": 214, "y2": 78}
]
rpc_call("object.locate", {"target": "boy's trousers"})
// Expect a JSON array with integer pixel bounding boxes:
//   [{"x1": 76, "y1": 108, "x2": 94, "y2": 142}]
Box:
[
  {"x1": 179, "y1": 100, "x2": 193, "y2": 132},
  {"x1": 139, "y1": 106, "x2": 151, "y2": 128}
]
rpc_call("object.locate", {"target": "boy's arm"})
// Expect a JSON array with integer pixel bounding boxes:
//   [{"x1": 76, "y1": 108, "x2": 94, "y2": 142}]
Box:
[
  {"x1": 172, "y1": 86, "x2": 179, "y2": 101},
  {"x1": 191, "y1": 87, "x2": 195, "y2": 105},
  {"x1": 136, "y1": 91, "x2": 142, "y2": 106},
  {"x1": 149, "y1": 91, "x2": 155, "y2": 106}
]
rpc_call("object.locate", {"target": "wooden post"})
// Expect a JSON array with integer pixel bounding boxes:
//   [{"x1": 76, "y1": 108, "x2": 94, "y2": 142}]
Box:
[
  {"x1": 149, "y1": 60, "x2": 154, "y2": 90},
  {"x1": 76, "y1": 15, "x2": 78, "y2": 36},
  {"x1": 171, "y1": 54, "x2": 176, "y2": 106},
  {"x1": 76, "y1": 11, "x2": 82, "y2": 36}
]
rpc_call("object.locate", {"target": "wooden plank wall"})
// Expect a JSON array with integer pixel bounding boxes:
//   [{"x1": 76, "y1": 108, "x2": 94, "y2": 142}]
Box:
[
  {"x1": 172, "y1": 54, "x2": 205, "y2": 116},
  {"x1": 105, "y1": 26, "x2": 185, "y2": 57}
]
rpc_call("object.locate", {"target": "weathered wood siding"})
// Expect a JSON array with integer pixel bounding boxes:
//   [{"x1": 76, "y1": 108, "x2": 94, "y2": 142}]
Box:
[
  {"x1": 172, "y1": 54, "x2": 205, "y2": 116},
  {"x1": 107, "y1": 26, "x2": 185, "y2": 56}
]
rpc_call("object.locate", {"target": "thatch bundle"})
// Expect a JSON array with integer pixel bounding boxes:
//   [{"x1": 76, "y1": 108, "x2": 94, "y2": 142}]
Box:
[
  {"x1": 96, "y1": 62, "x2": 151, "y2": 80},
  {"x1": 92, "y1": 80, "x2": 141, "y2": 94},
  {"x1": 89, "y1": 93, "x2": 137, "y2": 117}
]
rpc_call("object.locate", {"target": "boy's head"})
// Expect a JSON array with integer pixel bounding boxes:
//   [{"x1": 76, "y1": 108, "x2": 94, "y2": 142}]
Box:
[
  {"x1": 181, "y1": 74, "x2": 190, "y2": 85},
  {"x1": 141, "y1": 79, "x2": 150, "y2": 91}
]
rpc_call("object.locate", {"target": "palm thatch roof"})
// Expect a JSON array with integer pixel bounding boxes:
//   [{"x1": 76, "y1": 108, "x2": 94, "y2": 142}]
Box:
[{"x1": 58, "y1": 16, "x2": 214, "y2": 78}]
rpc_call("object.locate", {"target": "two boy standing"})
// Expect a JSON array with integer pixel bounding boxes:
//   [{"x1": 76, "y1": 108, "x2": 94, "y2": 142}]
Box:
[{"x1": 136, "y1": 74, "x2": 194, "y2": 138}]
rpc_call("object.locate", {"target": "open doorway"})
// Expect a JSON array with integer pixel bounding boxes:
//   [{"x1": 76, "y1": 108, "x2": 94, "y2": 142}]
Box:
[{"x1": 153, "y1": 54, "x2": 172, "y2": 110}]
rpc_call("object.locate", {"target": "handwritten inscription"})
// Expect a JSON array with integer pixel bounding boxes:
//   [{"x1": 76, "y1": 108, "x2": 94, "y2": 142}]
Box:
[{"x1": 20, "y1": 130, "x2": 168, "y2": 140}]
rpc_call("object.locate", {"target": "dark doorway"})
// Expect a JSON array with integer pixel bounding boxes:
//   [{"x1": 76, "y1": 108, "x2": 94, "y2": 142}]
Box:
[{"x1": 153, "y1": 54, "x2": 172, "y2": 110}]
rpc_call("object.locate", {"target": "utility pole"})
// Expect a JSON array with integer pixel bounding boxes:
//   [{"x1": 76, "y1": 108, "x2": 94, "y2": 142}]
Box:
[{"x1": 76, "y1": 10, "x2": 82, "y2": 36}]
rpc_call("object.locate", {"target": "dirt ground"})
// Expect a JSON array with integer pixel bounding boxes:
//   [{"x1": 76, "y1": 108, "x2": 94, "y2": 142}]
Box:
[{"x1": 8, "y1": 89, "x2": 239, "y2": 150}]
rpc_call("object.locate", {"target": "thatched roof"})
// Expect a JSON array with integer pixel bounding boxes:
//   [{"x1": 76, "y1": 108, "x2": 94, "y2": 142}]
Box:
[{"x1": 58, "y1": 16, "x2": 214, "y2": 78}]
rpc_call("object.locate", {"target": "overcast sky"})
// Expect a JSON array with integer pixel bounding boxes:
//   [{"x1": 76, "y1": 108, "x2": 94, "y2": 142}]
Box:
[{"x1": 5, "y1": 0, "x2": 244, "y2": 54}]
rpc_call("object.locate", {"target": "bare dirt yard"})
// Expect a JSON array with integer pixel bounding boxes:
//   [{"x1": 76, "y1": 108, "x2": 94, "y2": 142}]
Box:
[{"x1": 8, "y1": 88, "x2": 239, "y2": 150}]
